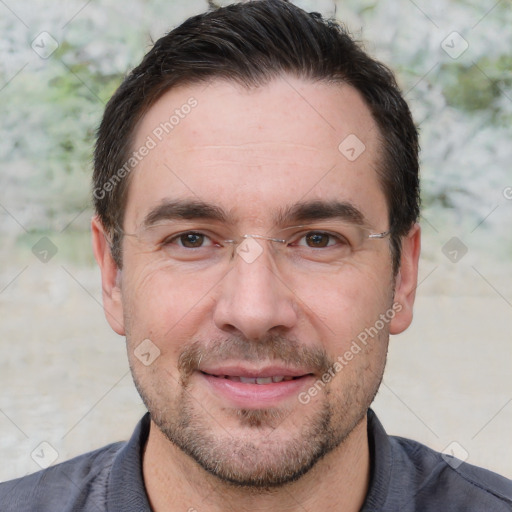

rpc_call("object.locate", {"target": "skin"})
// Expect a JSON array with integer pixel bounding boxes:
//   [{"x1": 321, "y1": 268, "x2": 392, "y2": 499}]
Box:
[{"x1": 92, "y1": 77, "x2": 420, "y2": 512}]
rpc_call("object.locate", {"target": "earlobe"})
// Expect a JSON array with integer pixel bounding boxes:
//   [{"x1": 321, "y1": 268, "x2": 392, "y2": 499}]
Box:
[
  {"x1": 389, "y1": 223, "x2": 421, "y2": 335},
  {"x1": 91, "y1": 216, "x2": 126, "y2": 335}
]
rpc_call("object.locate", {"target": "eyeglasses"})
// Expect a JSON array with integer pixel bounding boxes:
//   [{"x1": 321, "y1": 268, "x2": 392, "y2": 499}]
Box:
[{"x1": 119, "y1": 221, "x2": 390, "y2": 269}]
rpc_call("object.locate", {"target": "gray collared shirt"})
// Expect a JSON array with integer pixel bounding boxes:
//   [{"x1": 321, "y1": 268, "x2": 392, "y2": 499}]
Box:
[{"x1": 1, "y1": 410, "x2": 511, "y2": 511}]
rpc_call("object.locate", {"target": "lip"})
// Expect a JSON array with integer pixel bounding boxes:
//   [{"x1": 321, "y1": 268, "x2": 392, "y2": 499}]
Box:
[
  {"x1": 199, "y1": 364, "x2": 311, "y2": 379},
  {"x1": 198, "y1": 365, "x2": 315, "y2": 408}
]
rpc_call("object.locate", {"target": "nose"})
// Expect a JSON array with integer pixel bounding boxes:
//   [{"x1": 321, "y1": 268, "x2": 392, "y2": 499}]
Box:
[{"x1": 213, "y1": 242, "x2": 298, "y2": 340}]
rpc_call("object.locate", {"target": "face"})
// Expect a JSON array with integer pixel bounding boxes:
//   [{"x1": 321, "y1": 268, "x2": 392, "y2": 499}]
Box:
[{"x1": 93, "y1": 77, "x2": 419, "y2": 487}]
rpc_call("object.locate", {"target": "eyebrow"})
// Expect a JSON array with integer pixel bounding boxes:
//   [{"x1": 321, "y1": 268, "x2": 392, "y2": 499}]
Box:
[
  {"x1": 276, "y1": 200, "x2": 367, "y2": 227},
  {"x1": 143, "y1": 199, "x2": 228, "y2": 228},
  {"x1": 142, "y1": 198, "x2": 368, "y2": 229}
]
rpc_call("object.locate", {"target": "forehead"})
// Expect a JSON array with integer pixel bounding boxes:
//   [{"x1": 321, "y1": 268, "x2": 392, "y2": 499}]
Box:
[{"x1": 125, "y1": 77, "x2": 386, "y2": 229}]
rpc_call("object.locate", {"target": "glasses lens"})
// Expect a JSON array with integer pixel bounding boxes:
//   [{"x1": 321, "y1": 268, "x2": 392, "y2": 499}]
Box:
[{"x1": 123, "y1": 221, "x2": 387, "y2": 267}]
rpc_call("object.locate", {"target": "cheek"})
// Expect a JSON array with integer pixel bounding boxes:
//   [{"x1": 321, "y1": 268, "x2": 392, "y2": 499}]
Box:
[
  {"x1": 120, "y1": 257, "x2": 218, "y2": 351},
  {"x1": 293, "y1": 263, "x2": 392, "y2": 345}
]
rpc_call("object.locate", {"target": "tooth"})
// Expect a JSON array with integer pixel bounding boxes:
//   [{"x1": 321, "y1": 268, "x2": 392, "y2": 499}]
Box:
[
  {"x1": 282, "y1": 376, "x2": 294, "y2": 381},
  {"x1": 228, "y1": 376, "x2": 241, "y2": 382},
  {"x1": 256, "y1": 377, "x2": 273, "y2": 384},
  {"x1": 272, "y1": 376, "x2": 284, "y2": 383},
  {"x1": 240, "y1": 377, "x2": 257, "y2": 384}
]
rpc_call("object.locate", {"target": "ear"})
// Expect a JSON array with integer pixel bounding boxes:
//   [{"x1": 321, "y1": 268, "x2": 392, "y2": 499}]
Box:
[
  {"x1": 389, "y1": 223, "x2": 421, "y2": 335},
  {"x1": 91, "y1": 216, "x2": 126, "y2": 335}
]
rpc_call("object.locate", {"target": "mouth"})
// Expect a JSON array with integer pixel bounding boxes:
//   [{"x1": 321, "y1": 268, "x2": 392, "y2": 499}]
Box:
[
  {"x1": 200, "y1": 372, "x2": 306, "y2": 384},
  {"x1": 197, "y1": 366, "x2": 315, "y2": 408}
]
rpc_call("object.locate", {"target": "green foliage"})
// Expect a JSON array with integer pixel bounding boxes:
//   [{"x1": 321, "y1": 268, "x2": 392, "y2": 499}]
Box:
[{"x1": 441, "y1": 56, "x2": 512, "y2": 118}]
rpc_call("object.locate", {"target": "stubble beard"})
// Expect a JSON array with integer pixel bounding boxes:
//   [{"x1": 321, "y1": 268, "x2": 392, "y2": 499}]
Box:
[{"x1": 130, "y1": 332, "x2": 388, "y2": 489}]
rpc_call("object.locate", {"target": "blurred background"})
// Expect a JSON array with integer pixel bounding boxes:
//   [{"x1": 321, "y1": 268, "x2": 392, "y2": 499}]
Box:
[{"x1": 1, "y1": 0, "x2": 511, "y2": 481}]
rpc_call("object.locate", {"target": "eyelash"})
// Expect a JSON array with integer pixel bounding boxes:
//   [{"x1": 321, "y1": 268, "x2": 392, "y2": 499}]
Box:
[
  {"x1": 161, "y1": 232, "x2": 217, "y2": 248},
  {"x1": 293, "y1": 231, "x2": 348, "y2": 248}
]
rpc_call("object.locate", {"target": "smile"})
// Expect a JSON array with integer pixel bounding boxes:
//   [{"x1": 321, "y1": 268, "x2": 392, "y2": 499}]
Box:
[
  {"x1": 200, "y1": 372, "x2": 303, "y2": 384},
  {"x1": 198, "y1": 367, "x2": 315, "y2": 408}
]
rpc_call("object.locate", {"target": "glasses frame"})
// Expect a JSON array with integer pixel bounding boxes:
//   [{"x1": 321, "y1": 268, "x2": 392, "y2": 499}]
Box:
[
  {"x1": 223, "y1": 226, "x2": 391, "y2": 246},
  {"x1": 113, "y1": 223, "x2": 392, "y2": 262}
]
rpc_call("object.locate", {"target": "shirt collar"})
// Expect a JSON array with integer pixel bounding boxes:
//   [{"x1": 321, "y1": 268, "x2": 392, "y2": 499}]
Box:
[
  {"x1": 106, "y1": 409, "x2": 393, "y2": 511},
  {"x1": 360, "y1": 408, "x2": 393, "y2": 510},
  {"x1": 107, "y1": 412, "x2": 152, "y2": 512}
]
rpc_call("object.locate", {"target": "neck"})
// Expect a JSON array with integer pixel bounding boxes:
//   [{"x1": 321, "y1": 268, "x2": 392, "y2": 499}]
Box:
[{"x1": 142, "y1": 416, "x2": 370, "y2": 512}]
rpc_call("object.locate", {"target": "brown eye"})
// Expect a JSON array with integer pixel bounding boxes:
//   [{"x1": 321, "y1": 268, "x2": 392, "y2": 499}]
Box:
[
  {"x1": 179, "y1": 232, "x2": 205, "y2": 248},
  {"x1": 304, "y1": 232, "x2": 331, "y2": 248}
]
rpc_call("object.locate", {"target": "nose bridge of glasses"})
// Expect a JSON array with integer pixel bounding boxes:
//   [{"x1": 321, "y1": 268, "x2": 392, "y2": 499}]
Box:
[
  {"x1": 222, "y1": 233, "x2": 287, "y2": 264},
  {"x1": 242, "y1": 233, "x2": 287, "y2": 244},
  {"x1": 223, "y1": 233, "x2": 287, "y2": 246}
]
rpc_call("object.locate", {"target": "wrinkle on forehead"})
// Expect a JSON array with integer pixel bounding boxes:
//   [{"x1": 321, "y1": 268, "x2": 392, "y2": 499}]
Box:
[
  {"x1": 163, "y1": 141, "x2": 333, "y2": 170},
  {"x1": 171, "y1": 142, "x2": 322, "y2": 152},
  {"x1": 125, "y1": 78, "x2": 387, "y2": 233}
]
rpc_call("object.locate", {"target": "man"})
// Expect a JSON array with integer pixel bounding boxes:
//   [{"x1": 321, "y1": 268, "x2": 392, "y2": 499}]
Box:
[{"x1": 1, "y1": 1, "x2": 511, "y2": 510}]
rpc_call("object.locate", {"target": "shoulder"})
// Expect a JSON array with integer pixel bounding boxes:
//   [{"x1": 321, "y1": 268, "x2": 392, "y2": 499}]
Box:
[
  {"x1": 390, "y1": 435, "x2": 512, "y2": 511},
  {"x1": 365, "y1": 410, "x2": 512, "y2": 511},
  {"x1": 0, "y1": 441, "x2": 124, "y2": 512}
]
